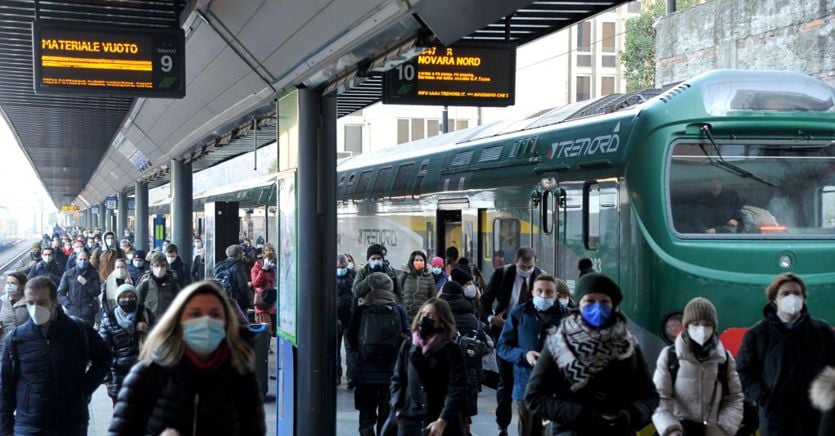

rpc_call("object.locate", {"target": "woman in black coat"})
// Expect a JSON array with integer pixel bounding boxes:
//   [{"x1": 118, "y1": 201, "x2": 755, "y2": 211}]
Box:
[
  {"x1": 109, "y1": 281, "x2": 265, "y2": 436},
  {"x1": 98, "y1": 284, "x2": 154, "y2": 405},
  {"x1": 524, "y1": 273, "x2": 659, "y2": 435},
  {"x1": 388, "y1": 298, "x2": 469, "y2": 436}
]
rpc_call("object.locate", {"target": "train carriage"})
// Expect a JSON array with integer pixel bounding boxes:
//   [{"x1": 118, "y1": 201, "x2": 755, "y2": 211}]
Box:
[{"x1": 335, "y1": 70, "x2": 835, "y2": 362}]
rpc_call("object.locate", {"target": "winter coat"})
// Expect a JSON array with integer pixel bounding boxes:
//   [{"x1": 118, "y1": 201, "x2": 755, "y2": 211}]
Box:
[
  {"x1": 810, "y1": 366, "x2": 835, "y2": 436},
  {"x1": 28, "y1": 260, "x2": 62, "y2": 284},
  {"x1": 0, "y1": 308, "x2": 111, "y2": 435},
  {"x1": 108, "y1": 354, "x2": 266, "y2": 436},
  {"x1": 57, "y1": 265, "x2": 102, "y2": 325},
  {"x1": 98, "y1": 305, "x2": 153, "y2": 398},
  {"x1": 14, "y1": 254, "x2": 40, "y2": 275},
  {"x1": 346, "y1": 298, "x2": 409, "y2": 385},
  {"x1": 399, "y1": 270, "x2": 437, "y2": 319},
  {"x1": 390, "y1": 339, "x2": 469, "y2": 435},
  {"x1": 127, "y1": 262, "x2": 147, "y2": 285},
  {"x1": 0, "y1": 294, "x2": 17, "y2": 341},
  {"x1": 51, "y1": 250, "x2": 67, "y2": 275},
  {"x1": 191, "y1": 255, "x2": 205, "y2": 282},
  {"x1": 736, "y1": 304, "x2": 835, "y2": 436},
  {"x1": 352, "y1": 264, "x2": 402, "y2": 302},
  {"x1": 652, "y1": 335, "x2": 745, "y2": 436},
  {"x1": 251, "y1": 258, "x2": 276, "y2": 315},
  {"x1": 92, "y1": 247, "x2": 126, "y2": 282},
  {"x1": 213, "y1": 258, "x2": 250, "y2": 311},
  {"x1": 336, "y1": 269, "x2": 356, "y2": 326},
  {"x1": 167, "y1": 256, "x2": 190, "y2": 289},
  {"x1": 525, "y1": 330, "x2": 659, "y2": 435},
  {"x1": 497, "y1": 300, "x2": 566, "y2": 400},
  {"x1": 433, "y1": 273, "x2": 448, "y2": 292},
  {"x1": 102, "y1": 273, "x2": 133, "y2": 313},
  {"x1": 444, "y1": 294, "x2": 481, "y2": 333},
  {"x1": 135, "y1": 272, "x2": 181, "y2": 320}
]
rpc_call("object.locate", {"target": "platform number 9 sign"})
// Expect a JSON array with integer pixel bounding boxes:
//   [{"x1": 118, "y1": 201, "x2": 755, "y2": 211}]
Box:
[{"x1": 160, "y1": 54, "x2": 173, "y2": 73}]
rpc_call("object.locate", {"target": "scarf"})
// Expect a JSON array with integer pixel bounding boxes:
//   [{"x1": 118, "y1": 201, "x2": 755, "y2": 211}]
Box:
[
  {"x1": 364, "y1": 289, "x2": 397, "y2": 306},
  {"x1": 185, "y1": 342, "x2": 231, "y2": 372},
  {"x1": 686, "y1": 333, "x2": 717, "y2": 362},
  {"x1": 113, "y1": 306, "x2": 137, "y2": 335},
  {"x1": 411, "y1": 331, "x2": 449, "y2": 356},
  {"x1": 547, "y1": 313, "x2": 636, "y2": 392}
]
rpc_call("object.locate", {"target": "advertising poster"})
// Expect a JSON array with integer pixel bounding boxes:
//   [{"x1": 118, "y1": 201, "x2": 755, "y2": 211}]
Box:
[{"x1": 276, "y1": 171, "x2": 297, "y2": 344}]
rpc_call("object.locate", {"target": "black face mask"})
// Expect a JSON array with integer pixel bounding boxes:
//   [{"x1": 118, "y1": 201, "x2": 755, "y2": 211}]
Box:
[
  {"x1": 118, "y1": 300, "x2": 137, "y2": 313},
  {"x1": 418, "y1": 316, "x2": 440, "y2": 340}
]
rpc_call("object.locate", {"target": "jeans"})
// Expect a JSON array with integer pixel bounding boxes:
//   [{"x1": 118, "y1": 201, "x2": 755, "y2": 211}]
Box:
[{"x1": 496, "y1": 353, "x2": 514, "y2": 429}]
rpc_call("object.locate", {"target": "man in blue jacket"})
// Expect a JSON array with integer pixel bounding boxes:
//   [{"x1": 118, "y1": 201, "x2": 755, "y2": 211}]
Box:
[
  {"x1": 497, "y1": 274, "x2": 568, "y2": 436},
  {"x1": 0, "y1": 276, "x2": 111, "y2": 435}
]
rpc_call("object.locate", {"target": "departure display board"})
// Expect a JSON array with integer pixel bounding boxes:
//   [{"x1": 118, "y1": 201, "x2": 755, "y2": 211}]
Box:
[
  {"x1": 382, "y1": 42, "x2": 516, "y2": 107},
  {"x1": 32, "y1": 22, "x2": 185, "y2": 98}
]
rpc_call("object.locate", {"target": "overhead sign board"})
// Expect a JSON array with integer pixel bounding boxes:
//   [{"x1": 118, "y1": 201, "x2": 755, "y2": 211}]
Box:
[
  {"x1": 105, "y1": 196, "x2": 117, "y2": 210},
  {"x1": 60, "y1": 204, "x2": 80, "y2": 212},
  {"x1": 32, "y1": 21, "x2": 185, "y2": 98},
  {"x1": 382, "y1": 42, "x2": 516, "y2": 107}
]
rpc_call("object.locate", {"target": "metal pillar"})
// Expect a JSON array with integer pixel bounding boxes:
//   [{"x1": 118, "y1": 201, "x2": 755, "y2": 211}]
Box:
[
  {"x1": 171, "y1": 159, "x2": 193, "y2": 270},
  {"x1": 84, "y1": 209, "x2": 90, "y2": 229},
  {"x1": 99, "y1": 201, "x2": 107, "y2": 231},
  {"x1": 442, "y1": 105, "x2": 449, "y2": 133},
  {"x1": 666, "y1": 0, "x2": 676, "y2": 14},
  {"x1": 296, "y1": 88, "x2": 337, "y2": 435},
  {"x1": 117, "y1": 191, "x2": 128, "y2": 239},
  {"x1": 135, "y1": 182, "x2": 149, "y2": 252}
]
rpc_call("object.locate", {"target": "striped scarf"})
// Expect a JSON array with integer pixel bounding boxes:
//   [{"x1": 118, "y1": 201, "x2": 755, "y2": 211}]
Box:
[{"x1": 547, "y1": 313, "x2": 636, "y2": 392}]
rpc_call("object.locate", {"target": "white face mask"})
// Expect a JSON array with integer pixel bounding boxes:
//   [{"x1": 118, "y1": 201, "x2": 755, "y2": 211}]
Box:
[
  {"x1": 105, "y1": 238, "x2": 114, "y2": 248},
  {"x1": 558, "y1": 297, "x2": 570, "y2": 307},
  {"x1": 166, "y1": 255, "x2": 176, "y2": 264},
  {"x1": 28, "y1": 304, "x2": 52, "y2": 325},
  {"x1": 687, "y1": 325, "x2": 714, "y2": 346},
  {"x1": 4, "y1": 283, "x2": 18, "y2": 296},
  {"x1": 152, "y1": 266, "x2": 166, "y2": 278},
  {"x1": 347, "y1": 262, "x2": 354, "y2": 270},
  {"x1": 777, "y1": 294, "x2": 803, "y2": 317},
  {"x1": 74, "y1": 246, "x2": 83, "y2": 254},
  {"x1": 114, "y1": 268, "x2": 128, "y2": 279},
  {"x1": 463, "y1": 284, "x2": 478, "y2": 298}
]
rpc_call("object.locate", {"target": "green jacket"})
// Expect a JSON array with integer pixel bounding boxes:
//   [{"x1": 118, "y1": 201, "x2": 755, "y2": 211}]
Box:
[
  {"x1": 352, "y1": 264, "x2": 402, "y2": 302},
  {"x1": 136, "y1": 272, "x2": 181, "y2": 320},
  {"x1": 399, "y1": 270, "x2": 437, "y2": 319}
]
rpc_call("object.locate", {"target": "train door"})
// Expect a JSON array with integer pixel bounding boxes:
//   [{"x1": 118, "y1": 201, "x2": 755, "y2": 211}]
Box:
[
  {"x1": 437, "y1": 209, "x2": 461, "y2": 263},
  {"x1": 436, "y1": 203, "x2": 480, "y2": 268},
  {"x1": 535, "y1": 188, "x2": 558, "y2": 277}
]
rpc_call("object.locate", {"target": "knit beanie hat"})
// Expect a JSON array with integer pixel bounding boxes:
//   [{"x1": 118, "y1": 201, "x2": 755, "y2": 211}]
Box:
[
  {"x1": 555, "y1": 278, "x2": 570, "y2": 296},
  {"x1": 116, "y1": 283, "x2": 137, "y2": 299},
  {"x1": 441, "y1": 281, "x2": 464, "y2": 295},
  {"x1": 367, "y1": 272, "x2": 393, "y2": 292},
  {"x1": 430, "y1": 257, "x2": 444, "y2": 267},
  {"x1": 573, "y1": 273, "x2": 623, "y2": 307},
  {"x1": 682, "y1": 297, "x2": 718, "y2": 328},
  {"x1": 32, "y1": 242, "x2": 42, "y2": 250},
  {"x1": 366, "y1": 244, "x2": 386, "y2": 260},
  {"x1": 450, "y1": 267, "x2": 473, "y2": 285}
]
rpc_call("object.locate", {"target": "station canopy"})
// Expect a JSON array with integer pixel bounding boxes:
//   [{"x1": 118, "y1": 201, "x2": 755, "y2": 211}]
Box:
[{"x1": 0, "y1": 0, "x2": 631, "y2": 208}]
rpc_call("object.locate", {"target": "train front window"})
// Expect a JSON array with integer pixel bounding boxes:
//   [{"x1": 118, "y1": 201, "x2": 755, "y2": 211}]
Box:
[
  {"x1": 668, "y1": 141, "x2": 835, "y2": 237},
  {"x1": 702, "y1": 72, "x2": 835, "y2": 116}
]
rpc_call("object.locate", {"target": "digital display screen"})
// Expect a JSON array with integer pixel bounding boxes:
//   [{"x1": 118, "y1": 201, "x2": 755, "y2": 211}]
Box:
[
  {"x1": 32, "y1": 22, "x2": 185, "y2": 98},
  {"x1": 383, "y1": 42, "x2": 516, "y2": 107}
]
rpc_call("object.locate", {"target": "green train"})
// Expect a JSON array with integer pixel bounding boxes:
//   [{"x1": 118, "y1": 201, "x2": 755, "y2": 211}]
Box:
[{"x1": 336, "y1": 70, "x2": 835, "y2": 361}]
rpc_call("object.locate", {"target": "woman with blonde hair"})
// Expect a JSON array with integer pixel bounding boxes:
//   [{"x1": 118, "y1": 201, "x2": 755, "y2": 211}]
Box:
[{"x1": 109, "y1": 280, "x2": 266, "y2": 435}]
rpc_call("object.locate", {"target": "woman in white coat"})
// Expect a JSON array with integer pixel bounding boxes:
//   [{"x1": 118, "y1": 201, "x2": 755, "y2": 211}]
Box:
[{"x1": 653, "y1": 297, "x2": 745, "y2": 436}]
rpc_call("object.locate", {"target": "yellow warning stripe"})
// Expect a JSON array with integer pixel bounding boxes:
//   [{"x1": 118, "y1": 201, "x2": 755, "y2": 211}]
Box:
[{"x1": 42, "y1": 55, "x2": 151, "y2": 72}]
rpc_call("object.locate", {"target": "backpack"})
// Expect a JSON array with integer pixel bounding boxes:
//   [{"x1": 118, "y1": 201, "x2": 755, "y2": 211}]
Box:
[
  {"x1": 213, "y1": 263, "x2": 237, "y2": 298},
  {"x1": 455, "y1": 329, "x2": 492, "y2": 368},
  {"x1": 359, "y1": 304, "x2": 402, "y2": 366}
]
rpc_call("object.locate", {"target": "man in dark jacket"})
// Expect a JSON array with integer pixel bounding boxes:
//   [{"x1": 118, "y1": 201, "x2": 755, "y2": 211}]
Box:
[
  {"x1": 737, "y1": 273, "x2": 835, "y2": 436},
  {"x1": 480, "y1": 246, "x2": 543, "y2": 435},
  {"x1": 336, "y1": 254, "x2": 356, "y2": 386},
  {"x1": 497, "y1": 275, "x2": 568, "y2": 436},
  {"x1": 49, "y1": 239, "x2": 67, "y2": 275},
  {"x1": 164, "y1": 243, "x2": 190, "y2": 289},
  {"x1": 352, "y1": 244, "x2": 402, "y2": 303},
  {"x1": 213, "y1": 245, "x2": 251, "y2": 312},
  {"x1": 28, "y1": 246, "x2": 63, "y2": 284},
  {"x1": 0, "y1": 276, "x2": 111, "y2": 435},
  {"x1": 127, "y1": 250, "x2": 148, "y2": 284},
  {"x1": 57, "y1": 250, "x2": 102, "y2": 326},
  {"x1": 347, "y1": 273, "x2": 409, "y2": 436}
]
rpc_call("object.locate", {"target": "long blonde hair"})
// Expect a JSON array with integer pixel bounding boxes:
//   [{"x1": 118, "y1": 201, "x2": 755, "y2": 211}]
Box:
[{"x1": 140, "y1": 280, "x2": 254, "y2": 373}]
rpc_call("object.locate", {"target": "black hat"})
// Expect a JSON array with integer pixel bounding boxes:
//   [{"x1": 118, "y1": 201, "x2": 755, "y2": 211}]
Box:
[
  {"x1": 366, "y1": 244, "x2": 386, "y2": 260},
  {"x1": 441, "y1": 281, "x2": 463, "y2": 295},
  {"x1": 450, "y1": 267, "x2": 473, "y2": 285},
  {"x1": 134, "y1": 250, "x2": 146, "y2": 259},
  {"x1": 573, "y1": 273, "x2": 623, "y2": 307},
  {"x1": 578, "y1": 258, "x2": 594, "y2": 276}
]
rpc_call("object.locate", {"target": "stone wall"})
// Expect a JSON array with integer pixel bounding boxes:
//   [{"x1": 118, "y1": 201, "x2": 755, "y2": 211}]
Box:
[{"x1": 655, "y1": 0, "x2": 835, "y2": 86}]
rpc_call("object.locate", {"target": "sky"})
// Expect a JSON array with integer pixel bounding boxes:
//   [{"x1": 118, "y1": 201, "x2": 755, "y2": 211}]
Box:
[{"x1": 0, "y1": 114, "x2": 56, "y2": 236}]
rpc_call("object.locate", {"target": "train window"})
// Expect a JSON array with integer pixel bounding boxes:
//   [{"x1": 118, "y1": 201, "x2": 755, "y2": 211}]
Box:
[
  {"x1": 354, "y1": 170, "x2": 373, "y2": 200},
  {"x1": 669, "y1": 141, "x2": 835, "y2": 237},
  {"x1": 493, "y1": 218, "x2": 520, "y2": 257},
  {"x1": 542, "y1": 190, "x2": 554, "y2": 235},
  {"x1": 372, "y1": 167, "x2": 393, "y2": 200},
  {"x1": 391, "y1": 163, "x2": 415, "y2": 197},
  {"x1": 337, "y1": 175, "x2": 346, "y2": 201},
  {"x1": 584, "y1": 183, "x2": 600, "y2": 250},
  {"x1": 413, "y1": 159, "x2": 430, "y2": 199},
  {"x1": 343, "y1": 173, "x2": 356, "y2": 202}
]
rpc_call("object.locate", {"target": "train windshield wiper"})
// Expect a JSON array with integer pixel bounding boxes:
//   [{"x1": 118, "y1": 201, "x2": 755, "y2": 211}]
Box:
[{"x1": 698, "y1": 125, "x2": 778, "y2": 188}]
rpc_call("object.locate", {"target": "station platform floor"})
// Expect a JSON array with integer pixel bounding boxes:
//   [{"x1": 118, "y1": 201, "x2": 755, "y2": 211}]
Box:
[{"x1": 89, "y1": 337, "x2": 520, "y2": 435}]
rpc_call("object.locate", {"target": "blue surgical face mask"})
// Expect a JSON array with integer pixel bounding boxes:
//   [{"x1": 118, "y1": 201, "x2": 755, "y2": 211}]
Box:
[
  {"x1": 181, "y1": 316, "x2": 227, "y2": 354},
  {"x1": 336, "y1": 268, "x2": 347, "y2": 277},
  {"x1": 369, "y1": 259, "x2": 383, "y2": 269},
  {"x1": 77, "y1": 260, "x2": 89, "y2": 270},
  {"x1": 533, "y1": 296, "x2": 556, "y2": 312},
  {"x1": 431, "y1": 267, "x2": 443, "y2": 275},
  {"x1": 581, "y1": 301, "x2": 612, "y2": 328}
]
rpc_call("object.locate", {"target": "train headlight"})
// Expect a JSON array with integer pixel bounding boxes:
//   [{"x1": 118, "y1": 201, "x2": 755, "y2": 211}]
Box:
[
  {"x1": 778, "y1": 254, "x2": 793, "y2": 270},
  {"x1": 540, "y1": 176, "x2": 557, "y2": 191},
  {"x1": 662, "y1": 312, "x2": 683, "y2": 344}
]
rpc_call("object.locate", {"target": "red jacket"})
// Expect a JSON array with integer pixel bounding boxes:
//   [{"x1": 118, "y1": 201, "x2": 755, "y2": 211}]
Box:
[{"x1": 250, "y1": 259, "x2": 276, "y2": 314}]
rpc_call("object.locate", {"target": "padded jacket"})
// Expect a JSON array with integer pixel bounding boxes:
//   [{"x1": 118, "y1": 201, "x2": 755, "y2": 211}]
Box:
[
  {"x1": 736, "y1": 304, "x2": 835, "y2": 436},
  {"x1": 108, "y1": 354, "x2": 266, "y2": 436},
  {"x1": 398, "y1": 270, "x2": 437, "y2": 319},
  {"x1": 98, "y1": 306, "x2": 154, "y2": 398},
  {"x1": 27, "y1": 260, "x2": 62, "y2": 285},
  {"x1": 136, "y1": 272, "x2": 181, "y2": 320},
  {"x1": 0, "y1": 309, "x2": 111, "y2": 436},
  {"x1": 250, "y1": 259, "x2": 276, "y2": 315},
  {"x1": 57, "y1": 265, "x2": 102, "y2": 325}
]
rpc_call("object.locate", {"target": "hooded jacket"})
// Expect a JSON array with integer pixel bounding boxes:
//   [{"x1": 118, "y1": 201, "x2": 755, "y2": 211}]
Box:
[
  {"x1": 736, "y1": 304, "x2": 835, "y2": 436},
  {"x1": 652, "y1": 334, "x2": 744, "y2": 436},
  {"x1": 91, "y1": 232, "x2": 125, "y2": 282},
  {"x1": 346, "y1": 289, "x2": 409, "y2": 385},
  {"x1": 352, "y1": 263, "x2": 402, "y2": 303}
]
